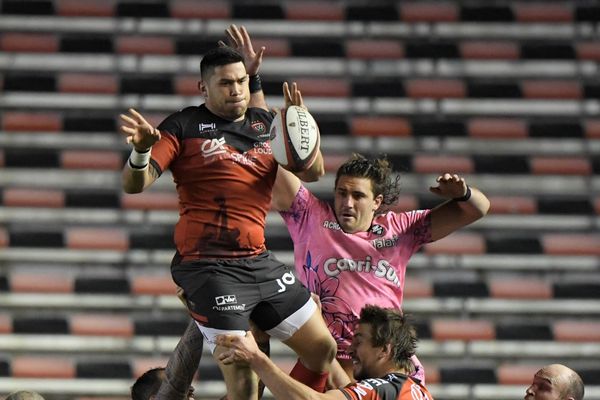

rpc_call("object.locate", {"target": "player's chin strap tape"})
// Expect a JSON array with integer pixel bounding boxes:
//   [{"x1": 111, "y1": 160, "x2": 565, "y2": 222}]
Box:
[
  {"x1": 129, "y1": 147, "x2": 151, "y2": 169},
  {"x1": 249, "y1": 74, "x2": 262, "y2": 93}
]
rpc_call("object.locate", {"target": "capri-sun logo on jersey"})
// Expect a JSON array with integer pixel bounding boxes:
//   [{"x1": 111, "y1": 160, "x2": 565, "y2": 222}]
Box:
[{"x1": 323, "y1": 255, "x2": 400, "y2": 287}]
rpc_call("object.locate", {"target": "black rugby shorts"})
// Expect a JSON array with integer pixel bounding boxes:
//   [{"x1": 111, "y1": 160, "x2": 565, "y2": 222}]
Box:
[{"x1": 171, "y1": 251, "x2": 311, "y2": 331}]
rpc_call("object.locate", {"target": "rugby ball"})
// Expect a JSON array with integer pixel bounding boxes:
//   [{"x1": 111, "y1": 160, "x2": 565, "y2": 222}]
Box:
[{"x1": 269, "y1": 105, "x2": 320, "y2": 172}]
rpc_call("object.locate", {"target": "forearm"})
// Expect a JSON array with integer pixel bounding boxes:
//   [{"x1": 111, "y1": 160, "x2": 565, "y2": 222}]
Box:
[
  {"x1": 156, "y1": 320, "x2": 204, "y2": 400},
  {"x1": 122, "y1": 162, "x2": 157, "y2": 193},
  {"x1": 455, "y1": 186, "x2": 490, "y2": 219},
  {"x1": 251, "y1": 353, "x2": 324, "y2": 400},
  {"x1": 294, "y1": 151, "x2": 324, "y2": 182}
]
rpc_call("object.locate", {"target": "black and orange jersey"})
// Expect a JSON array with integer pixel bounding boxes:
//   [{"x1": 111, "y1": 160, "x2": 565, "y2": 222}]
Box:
[
  {"x1": 340, "y1": 373, "x2": 433, "y2": 400},
  {"x1": 150, "y1": 104, "x2": 276, "y2": 259}
]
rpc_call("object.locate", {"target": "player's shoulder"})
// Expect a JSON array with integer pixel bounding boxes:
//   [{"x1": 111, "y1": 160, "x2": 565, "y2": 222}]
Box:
[{"x1": 246, "y1": 106, "x2": 275, "y2": 121}]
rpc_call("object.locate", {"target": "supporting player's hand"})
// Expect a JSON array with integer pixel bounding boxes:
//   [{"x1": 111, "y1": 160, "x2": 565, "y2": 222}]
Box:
[
  {"x1": 283, "y1": 82, "x2": 305, "y2": 109},
  {"x1": 219, "y1": 24, "x2": 265, "y2": 76},
  {"x1": 120, "y1": 108, "x2": 161, "y2": 151},
  {"x1": 216, "y1": 331, "x2": 259, "y2": 366},
  {"x1": 429, "y1": 173, "x2": 469, "y2": 199}
]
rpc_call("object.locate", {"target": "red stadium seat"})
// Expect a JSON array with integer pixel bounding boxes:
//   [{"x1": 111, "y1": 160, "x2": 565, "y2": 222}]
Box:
[
  {"x1": 0, "y1": 33, "x2": 59, "y2": 53},
  {"x1": 170, "y1": 0, "x2": 231, "y2": 19},
  {"x1": 400, "y1": 2, "x2": 459, "y2": 22},
  {"x1": 121, "y1": 192, "x2": 179, "y2": 210},
  {"x1": 542, "y1": 234, "x2": 600, "y2": 255},
  {"x1": 58, "y1": 73, "x2": 118, "y2": 94},
  {"x1": 405, "y1": 79, "x2": 466, "y2": 99},
  {"x1": 61, "y1": 150, "x2": 123, "y2": 170},
  {"x1": 530, "y1": 157, "x2": 592, "y2": 175},
  {"x1": 11, "y1": 273, "x2": 73, "y2": 293},
  {"x1": 497, "y1": 364, "x2": 538, "y2": 385},
  {"x1": 116, "y1": 36, "x2": 175, "y2": 55},
  {"x1": 3, "y1": 188, "x2": 65, "y2": 208},
  {"x1": 431, "y1": 319, "x2": 495, "y2": 341},
  {"x1": 388, "y1": 195, "x2": 419, "y2": 214},
  {"x1": 71, "y1": 314, "x2": 134, "y2": 337},
  {"x1": 293, "y1": 78, "x2": 350, "y2": 97},
  {"x1": 521, "y1": 80, "x2": 582, "y2": 99},
  {"x1": 12, "y1": 356, "x2": 75, "y2": 378},
  {"x1": 554, "y1": 320, "x2": 600, "y2": 342},
  {"x1": 0, "y1": 314, "x2": 11, "y2": 333},
  {"x1": 56, "y1": 0, "x2": 116, "y2": 16},
  {"x1": 132, "y1": 357, "x2": 170, "y2": 378},
  {"x1": 489, "y1": 279, "x2": 552, "y2": 299},
  {"x1": 412, "y1": 155, "x2": 474, "y2": 174},
  {"x1": 350, "y1": 117, "x2": 411, "y2": 137},
  {"x1": 468, "y1": 118, "x2": 528, "y2": 138},
  {"x1": 488, "y1": 196, "x2": 537, "y2": 214},
  {"x1": 460, "y1": 41, "x2": 520, "y2": 60},
  {"x1": 575, "y1": 42, "x2": 600, "y2": 61},
  {"x1": 285, "y1": 2, "x2": 344, "y2": 20},
  {"x1": 403, "y1": 277, "x2": 433, "y2": 299},
  {"x1": 346, "y1": 40, "x2": 404, "y2": 59},
  {"x1": 252, "y1": 38, "x2": 291, "y2": 57},
  {"x1": 131, "y1": 276, "x2": 177, "y2": 296},
  {"x1": 2, "y1": 111, "x2": 62, "y2": 132},
  {"x1": 0, "y1": 227, "x2": 8, "y2": 248},
  {"x1": 424, "y1": 233, "x2": 486, "y2": 255},
  {"x1": 584, "y1": 119, "x2": 600, "y2": 138},
  {"x1": 65, "y1": 228, "x2": 129, "y2": 251},
  {"x1": 513, "y1": 3, "x2": 573, "y2": 22}
]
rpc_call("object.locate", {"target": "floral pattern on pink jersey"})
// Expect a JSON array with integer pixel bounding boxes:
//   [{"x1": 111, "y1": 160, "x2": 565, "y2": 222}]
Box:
[
  {"x1": 303, "y1": 250, "x2": 359, "y2": 356},
  {"x1": 412, "y1": 213, "x2": 432, "y2": 245}
]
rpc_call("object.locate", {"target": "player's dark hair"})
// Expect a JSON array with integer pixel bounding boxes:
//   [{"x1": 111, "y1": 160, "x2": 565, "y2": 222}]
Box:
[
  {"x1": 200, "y1": 47, "x2": 245, "y2": 80},
  {"x1": 359, "y1": 305, "x2": 417, "y2": 373},
  {"x1": 335, "y1": 153, "x2": 401, "y2": 212},
  {"x1": 131, "y1": 367, "x2": 164, "y2": 400}
]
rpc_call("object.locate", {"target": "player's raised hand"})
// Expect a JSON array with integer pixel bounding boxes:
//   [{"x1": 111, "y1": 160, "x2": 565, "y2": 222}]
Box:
[
  {"x1": 120, "y1": 108, "x2": 161, "y2": 151},
  {"x1": 219, "y1": 24, "x2": 265, "y2": 76},
  {"x1": 283, "y1": 82, "x2": 305, "y2": 109},
  {"x1": 429, "y1": 173, "x2": 469, "y2": 199}
]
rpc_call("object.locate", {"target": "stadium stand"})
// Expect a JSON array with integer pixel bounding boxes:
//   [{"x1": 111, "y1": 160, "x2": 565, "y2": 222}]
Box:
[{"x1": 1, "y1": 0, "x2": 600, "y2": 399}]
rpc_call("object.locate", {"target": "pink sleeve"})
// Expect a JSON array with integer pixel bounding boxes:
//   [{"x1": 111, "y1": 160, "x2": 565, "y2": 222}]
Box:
[
  {"x1": 394, "y1": 209, "x2": 432, "y2": 249},
  {"x1": 279, "y1": 185, "x2": 316, "y2": 239}
]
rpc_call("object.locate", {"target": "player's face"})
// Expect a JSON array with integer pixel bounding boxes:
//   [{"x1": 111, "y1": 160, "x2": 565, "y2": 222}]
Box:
[
  {"x1": 524, "y1": 367, "x2": 566, "y2": 400},
  {"x1": 349, "y1": 323, "x2": 382, "y2": 381},
  {"x1": 334, "y1": 176, "x2": 383, "y2": 233},
  {"x1": 202, "y1": 62, "x2": 250, "y2": 122}
]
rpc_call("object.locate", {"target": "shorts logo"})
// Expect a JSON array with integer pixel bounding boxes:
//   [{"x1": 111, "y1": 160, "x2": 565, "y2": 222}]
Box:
[{"x1": 215, "y1": 294, "x2": 237, "y2": 306}]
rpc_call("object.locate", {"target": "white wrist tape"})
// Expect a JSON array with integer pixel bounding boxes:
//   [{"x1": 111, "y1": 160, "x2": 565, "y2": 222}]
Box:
[{"x1": 129, "y1": 148, "x2": 151, "y2": 169}]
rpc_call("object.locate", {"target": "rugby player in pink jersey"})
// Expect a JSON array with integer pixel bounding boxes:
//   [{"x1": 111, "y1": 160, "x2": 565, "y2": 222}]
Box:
[{"x1": 273, "y1": 153, "x2": 490, "y2": 385}]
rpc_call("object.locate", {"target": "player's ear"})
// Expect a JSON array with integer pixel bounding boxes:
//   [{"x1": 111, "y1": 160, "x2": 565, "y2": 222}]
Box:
[{"x1": 198, "y1": 81, "x2": 207, "y2": 96}]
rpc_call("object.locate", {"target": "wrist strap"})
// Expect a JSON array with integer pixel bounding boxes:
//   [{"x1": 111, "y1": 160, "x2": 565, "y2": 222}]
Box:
[
  {"x1": 249, "y1": 74, "x2": 262, "y2": 93},
  {"x1": 129, "y1": 147, "x2": 151, "y2": 169},
  {"x1": 453, "y1": 185, "x2": 471, "y2": 202}
]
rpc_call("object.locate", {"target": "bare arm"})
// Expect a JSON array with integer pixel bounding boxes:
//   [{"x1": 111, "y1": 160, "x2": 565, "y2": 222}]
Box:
[
  {"x1": 429, "y1": 173, "x2": 490, "y2": 242},
  {"x1": 120, "y1": 108, "x2": 162, "y2": 193},
  {"x1": 156, "y1": 320, "x2": 204, "y2": 400},
  {"x1": 217, "y1": 332, "x2": 346, "y2": 400}
]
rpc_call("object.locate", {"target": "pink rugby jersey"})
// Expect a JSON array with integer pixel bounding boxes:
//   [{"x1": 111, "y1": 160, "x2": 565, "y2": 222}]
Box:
[{"x1": 280, "y1": 185, "x2": 432, "y2": 358}]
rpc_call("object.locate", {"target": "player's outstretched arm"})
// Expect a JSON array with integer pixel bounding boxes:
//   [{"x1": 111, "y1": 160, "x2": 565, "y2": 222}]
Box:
[
  {"x1": 120, "y1": 108, "x2": 161, "y2": 193},
  {"x1": 429, "y1": 173, "x2": 490, "y2": 241},
  {"x1": 217, "y1": 332, "x2": 345, "y2": 400},
  {"x1": 220, "y1": 24, "x2": 268, "y2": 110}
]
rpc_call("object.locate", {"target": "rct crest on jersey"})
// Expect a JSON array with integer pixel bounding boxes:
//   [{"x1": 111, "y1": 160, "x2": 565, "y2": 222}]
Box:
[{"x1": 251, "y1": 120, "x2": 266, "y2": 134}]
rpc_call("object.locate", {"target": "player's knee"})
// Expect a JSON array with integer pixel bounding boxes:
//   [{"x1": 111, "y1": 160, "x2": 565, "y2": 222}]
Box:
[{"x1": 311, "y1": 333, "x2": 337, "y2": 367}]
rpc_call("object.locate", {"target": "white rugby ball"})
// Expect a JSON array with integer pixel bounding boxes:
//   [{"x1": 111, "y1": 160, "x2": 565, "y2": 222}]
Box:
[{"x1": 269, "y1": 105, "x2": 320, "y2": 172}]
